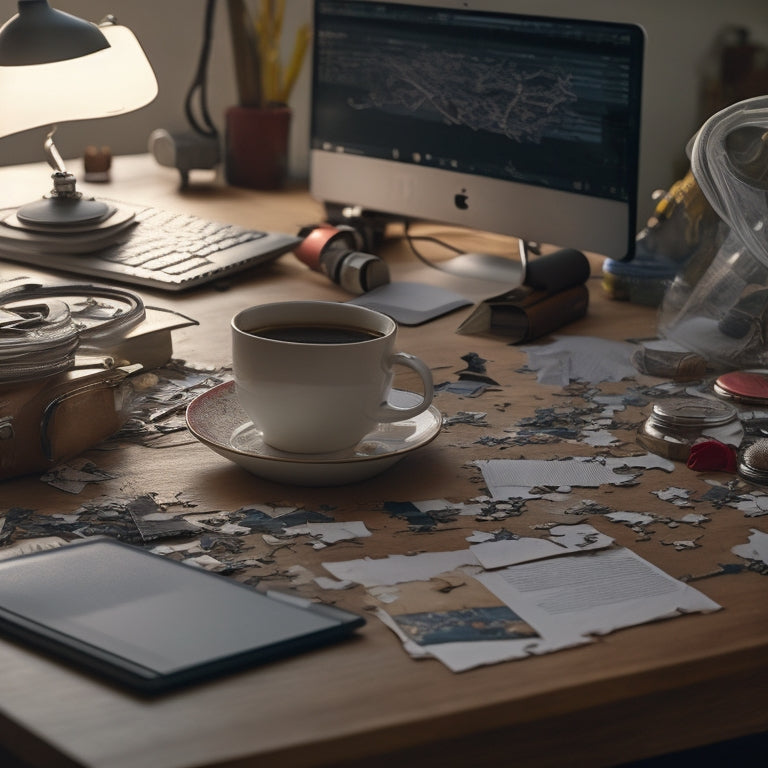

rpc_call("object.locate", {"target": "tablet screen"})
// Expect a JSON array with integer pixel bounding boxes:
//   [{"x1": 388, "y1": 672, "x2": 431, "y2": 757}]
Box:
[{"x1": 0, "y1": 539, "x2": 364, "y2": 692}]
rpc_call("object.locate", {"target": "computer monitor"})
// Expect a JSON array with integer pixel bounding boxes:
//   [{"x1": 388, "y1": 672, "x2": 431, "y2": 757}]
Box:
[{"x1": 309, "y1": 0, "x2": 645, "y2": 261}]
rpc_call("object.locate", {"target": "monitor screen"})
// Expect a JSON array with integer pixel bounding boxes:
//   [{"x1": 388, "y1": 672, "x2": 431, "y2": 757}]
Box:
[{"x1": 309, "y1": 0, "x2": 644, "y2": 260}]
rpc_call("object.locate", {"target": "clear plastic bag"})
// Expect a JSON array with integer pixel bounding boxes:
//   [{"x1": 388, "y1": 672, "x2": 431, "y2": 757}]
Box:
[{"x1": 658, "y1": 96, "x2": 768, "y2": 369}]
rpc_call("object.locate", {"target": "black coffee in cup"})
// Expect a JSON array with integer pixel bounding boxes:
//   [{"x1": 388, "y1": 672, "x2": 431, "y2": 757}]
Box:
[{"x1": 247, "y1": 324, "x2": 383, "y2": 344}]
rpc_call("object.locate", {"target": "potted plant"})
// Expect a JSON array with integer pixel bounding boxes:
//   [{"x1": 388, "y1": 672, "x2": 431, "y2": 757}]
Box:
[{"x1": 225, "y1": 0, "x2": 310, "y2": 189}]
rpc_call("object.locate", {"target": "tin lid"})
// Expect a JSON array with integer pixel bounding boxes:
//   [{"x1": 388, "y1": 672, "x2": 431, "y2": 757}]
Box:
[
  {"x1": 714, "y1": 370, "x2": 768, "y2": 405},
  {"x1": 650, "y1": 396, "x2": 738, "y2": 429}
]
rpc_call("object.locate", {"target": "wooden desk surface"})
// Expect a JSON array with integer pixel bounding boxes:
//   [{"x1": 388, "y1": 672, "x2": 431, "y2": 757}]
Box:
[{"x1": 0, "y1": 156, "x2": 766, "y2": 768}]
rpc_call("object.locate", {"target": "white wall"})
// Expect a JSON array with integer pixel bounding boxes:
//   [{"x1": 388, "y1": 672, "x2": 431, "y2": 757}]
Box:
[
  {"x1": 0, "y1": 0, "x2": 313, "y2": 176},
  {"x1": 0, "y1": 0, "x2": 766, "y2": 225}
]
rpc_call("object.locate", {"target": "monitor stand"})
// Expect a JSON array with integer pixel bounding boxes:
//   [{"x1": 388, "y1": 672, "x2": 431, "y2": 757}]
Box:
[
  {"x1": 325, "y1": 201, "x2": 534, "y2": 286},
  {"x1": 436, "y1": 239, "x2": 531, "y2": 284}
]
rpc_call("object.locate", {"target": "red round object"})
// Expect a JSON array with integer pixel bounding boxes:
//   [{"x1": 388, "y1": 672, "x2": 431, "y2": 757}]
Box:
[{"x1": 715, "y1": 370, "x2": 768, "y2": 404}]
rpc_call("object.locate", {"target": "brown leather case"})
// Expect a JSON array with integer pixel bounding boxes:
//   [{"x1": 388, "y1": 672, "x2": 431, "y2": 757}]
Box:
[{"x1": 0, "y1": 365, "x2": 137, "y2": 480}]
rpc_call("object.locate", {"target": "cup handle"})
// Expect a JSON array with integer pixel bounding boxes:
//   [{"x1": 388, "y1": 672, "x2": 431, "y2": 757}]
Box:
[{"x1": 375, "y1": 352, "x2": 434, "y2": 423}]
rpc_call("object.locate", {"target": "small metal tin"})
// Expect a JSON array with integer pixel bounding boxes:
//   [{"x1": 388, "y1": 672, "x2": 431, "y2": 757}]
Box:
[
  {"x1": 638, "y1": 396, "x2": 740, "y2": 461},
  {"x1": 649, "y1": 397, "x2": 738, "y2": 428},
  {"x1": 714, "y1": 370, "x2": 768, "y2": 406}
]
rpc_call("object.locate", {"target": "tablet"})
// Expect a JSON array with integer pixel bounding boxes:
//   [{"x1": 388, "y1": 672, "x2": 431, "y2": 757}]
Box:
[{"x1": 0, "y1": 538, "x2": 365, "y2": 694}]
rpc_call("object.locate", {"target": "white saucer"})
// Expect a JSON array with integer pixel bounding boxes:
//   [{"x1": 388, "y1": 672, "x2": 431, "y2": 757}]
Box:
[{"x1": 185, "y1": 381, "x2": 442, "y2": 486}]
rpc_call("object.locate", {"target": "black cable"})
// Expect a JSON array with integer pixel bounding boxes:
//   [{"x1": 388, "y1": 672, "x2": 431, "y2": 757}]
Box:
[
  {"x1": 403, "y1": 220, "x2": 544, "y2": 284},
  {"x1": 402, "y1": 220, "x2": 465, "y2": 271},
  {"x1": 184, "y1": 0, "x2": 218, "y2": 138}
]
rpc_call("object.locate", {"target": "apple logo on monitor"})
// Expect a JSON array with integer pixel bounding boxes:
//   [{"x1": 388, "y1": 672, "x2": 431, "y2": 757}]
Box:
[{"x1": 454, "y1": 189, "x2": 469, "y2": 210}]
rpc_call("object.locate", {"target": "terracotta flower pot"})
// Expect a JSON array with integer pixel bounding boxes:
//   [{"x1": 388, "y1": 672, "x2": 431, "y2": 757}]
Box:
[{"x1": 225, "y1": 104, "x2": 291, "y2": 190}]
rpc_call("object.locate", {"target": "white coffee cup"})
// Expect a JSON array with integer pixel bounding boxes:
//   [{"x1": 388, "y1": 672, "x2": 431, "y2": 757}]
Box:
[{"x1": 231, "y1": 301, "x2": 434, "y2": 454}]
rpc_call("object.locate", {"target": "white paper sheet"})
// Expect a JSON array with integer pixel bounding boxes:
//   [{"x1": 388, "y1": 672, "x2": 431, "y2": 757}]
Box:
[
  {"x1": 605, "y1": 510, "x2": 656, "y2": 525},
  {"x1": 477, "y1": 458, "x2": 634, "y2": 499},
  {"x1": 373, "y1": 607, "x2": 587, "y2": 671},
  {"x1": 731, "y1": 495, "x2": 768, "y2": 517},
  {"x1": 324, "y1": 537, "x2": 720, "y2": 673},
  {"x1": 281, "y1": 521, "x2": 371, "y2": 544},
  {"x1": 469, "y1": 524, "x2": 613, "y2": 569},
  {"x1": 522, "y1": 336, "x2": 637, "y2": 386},
  {"x1": 477, "y1": 454, "x2": 674, "y2": 499},
  {"x1": 322, "y1": 549, "x2": 480, "y2": 587},
  {"x1": 374, "y1": 545, "x2": 721, "y2": 673},
  {"x1": 732, "y1": 528, "x2": 768, "y2": 564},
  {"x1": 475, "y1": 547, "x2": 721, "y2": 641}
]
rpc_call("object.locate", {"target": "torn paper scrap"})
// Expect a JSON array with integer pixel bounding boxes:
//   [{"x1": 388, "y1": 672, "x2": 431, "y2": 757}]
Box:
[
  {"x1": 653, "y1": 487, "x2": 693, "y2": 506},
  {"x1": 40, "y1": 461, "x2": 116, "y2": 494},
  {"x1": 605, "y1": 511, "x2": 656, "y2": 526},
  {"x1": 661, "y1": 537, "x2": 702, "y2": 551},
  {"x1": 470, "y1": 485, "x2": 553, "y2": 501},
  {"x1": 581, "y1": 429, "x2": 620, "y2": 447},
  {"x1": 477, "y1": 458, "x2": 635, "y2": 499},
  {"x1": 729, "y1": 494, "x2": 768, "y2": 517},
  {"x1": 412, "y1": 499, "x2": 455, "y2": 512},
  {"x1": 284, "y1": 564, "x2": 317, "y2": 585},
  {"x1": 370, "y1": 570, "x2": 566, "y2": 673},
  {"x1": 368, "y1": 585, "x2": 401, "y2": 604},
  {"x1": 182, "y1": 554, "x2": 228, "y2": 572},
  {"x1": 457, "y1": 500, "x2": 492, "y2": 516},
  {"x1": 522, "y1": 336, "x2": 637, "y2": 386},
  {"x1": 151, "y1": 540, "x2": 203, "y2": 556},
  {"x1": 603, "y1": 454, "x2": 675, "y2": 473},
  {"x1": 282, "y1": 521, "x2": 372, "y2": 544},
  {"x1": 383, "y1": 575, "x2": 540, "y2": 644},
  {"x1": 466, "y1": 530, "x2": 497, "y2": 543},
  {"x1": 470, "y1": 524, "x2": 613, "y2": 569},
  {"x1": 0, "y1": 536, "x2": 68, "y2": 561},
  {"x1": 732, "y1": 528, "x2": 768, "y2": 565},
  {"x1": 548, "y1": 523, "x2": 614, "y2": 550},
  {"x1": 374, "y1": 607, "x2": 588, "y2": 672},
  {"x1": 322, "y1": 549, "x2": 480, "y2": 588},
  {"x1": 314, "y1": 576, "x2": 354, "y2": 590},
  {"x1": 400, "y1": 497, "x2": 493, "y2": 518},
  {"x1": 678, "y1": 513, "x2": 709, "y2": 525}
]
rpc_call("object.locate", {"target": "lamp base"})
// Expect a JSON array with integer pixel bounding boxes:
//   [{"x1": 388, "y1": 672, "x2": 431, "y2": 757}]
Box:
[
  {"x1": 16, "y1": 195, "x2": 116, "y2": 228},
  {"x1": 0, "y1": 202, "x2": 136, "y2": 257},
  {"x1": 13, "y1": 170, "x2": 117, "y2": 230}
]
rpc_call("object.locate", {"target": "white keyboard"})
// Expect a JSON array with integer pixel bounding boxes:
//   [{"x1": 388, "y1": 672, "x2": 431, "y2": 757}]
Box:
[{"x1": 0, "y1": 203, "x2": 301, "y2": 292}]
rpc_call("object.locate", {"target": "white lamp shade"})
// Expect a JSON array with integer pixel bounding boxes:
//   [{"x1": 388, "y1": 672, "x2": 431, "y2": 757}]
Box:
[{"x1": 0, "y1": 24, "x2": 158, "y2": 138}]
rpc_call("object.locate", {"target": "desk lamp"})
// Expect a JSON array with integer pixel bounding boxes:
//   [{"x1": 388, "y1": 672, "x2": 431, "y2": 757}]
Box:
[{"x1": 0, "y1": 0, "x2": 157, "y2": 228}]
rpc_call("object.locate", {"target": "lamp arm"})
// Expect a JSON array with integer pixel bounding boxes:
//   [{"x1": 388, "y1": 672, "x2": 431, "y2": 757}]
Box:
[
  {"x1": 40, "y1": 125, "x2": 86, "y2": 204},
  {"x1": 43, "y1": 126, "x2": 66, "y2": 173}
]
